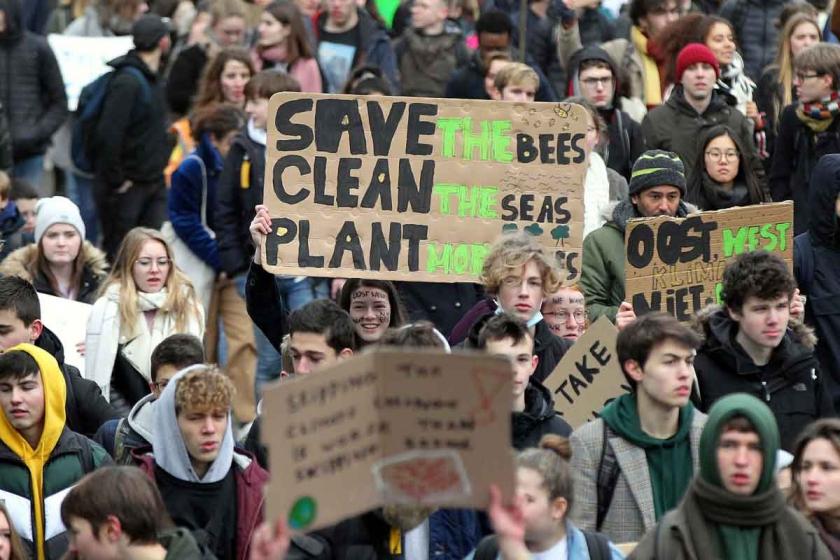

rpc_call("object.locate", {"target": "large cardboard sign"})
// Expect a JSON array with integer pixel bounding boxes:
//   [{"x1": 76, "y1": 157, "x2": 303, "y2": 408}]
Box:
[
  {"x1": 624, "y1": 202, "x2": 794, "y2": 321},
  {"x1": 262, "y1": 350, "x2": 515, "y2": 532},
  {"x1": 260, "y1": 93, "x2": 588, "y2": 283},
  {"x1": 37, "y1": 293, "x2": 92, "y2": 377},
  {"x1": 543, "y1": 316, "x2": 628, "y2": 428},
  {"x1": 47, "y1": 35, "x2": 134, "y2": 111}
]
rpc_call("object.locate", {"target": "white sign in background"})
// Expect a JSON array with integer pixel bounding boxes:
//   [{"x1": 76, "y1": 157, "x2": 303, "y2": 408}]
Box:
[{"x1": 47, "y1": 34, "x2": 135, "y2": 111}]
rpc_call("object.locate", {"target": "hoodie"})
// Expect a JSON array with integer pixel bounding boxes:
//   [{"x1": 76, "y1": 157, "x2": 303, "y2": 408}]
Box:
[
  {"x1": 600, "y1": 392, "x2": 695, "y2": 520},
  {"x1": 0, "y1": 343, "x2": 110, "y2": 559},
  {"x1": 692, "y1": 305, "x2": 834, "y2": 451},
  {"x1": 796, "y1": 155, "x2": 840, "y2": 411},
  {"x1": 512, "y1": 381, "x2": 572, "y2": 450}
]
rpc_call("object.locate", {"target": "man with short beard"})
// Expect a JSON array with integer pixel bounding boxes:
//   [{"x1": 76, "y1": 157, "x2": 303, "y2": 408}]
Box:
[{"x1": 642, "y1": 43, "x2": 765, "y2": 189}]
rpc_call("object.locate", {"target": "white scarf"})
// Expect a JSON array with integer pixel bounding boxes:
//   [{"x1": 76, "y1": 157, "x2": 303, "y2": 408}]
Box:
[{"x1": 85, "y1": 284, "x2": 204, "y2": 400}]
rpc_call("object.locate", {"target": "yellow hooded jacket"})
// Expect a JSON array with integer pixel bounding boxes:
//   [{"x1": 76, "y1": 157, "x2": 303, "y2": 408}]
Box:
[{"x1": 0, "y1": 344, "x2": 67, "y2": 560}]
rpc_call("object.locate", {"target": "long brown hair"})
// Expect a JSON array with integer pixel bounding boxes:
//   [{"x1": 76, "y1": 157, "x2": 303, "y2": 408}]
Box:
[
  {"x1": 31, "y1": 234, "x2": 86, "y2": 299},
  {"x1": 98, "y1": 228, "x2": 200, "y2": 337},
  {"x1": 790, "y1": 419, "x2": 840, "y2": 513},
  {"x1": 260, "y1": 1, "x2": 314, "y2": 66},
  {"x1": 0, "y1": 502, "x2": 27, "y2": 560},
  {"x1": 195, "y1": 47, "x2": 255, "y2": 109},
  {"x1": 770, "y1": 14, "x2": 821, "y2": 129}
]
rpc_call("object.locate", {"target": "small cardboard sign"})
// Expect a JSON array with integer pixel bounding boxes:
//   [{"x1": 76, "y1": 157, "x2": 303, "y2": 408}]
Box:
[
  {"x1": 543, "y1": 316, "x2": 628, "y2": 428},
  {"x1": 262, "y1": 349, "x2": 515, "y2": 532},
  {"x1": 260, "y1": 93, "x2": 588, "y2": 283},
  {"x1": 624, "y1": 202, "x2": 794, "y2": 321}
]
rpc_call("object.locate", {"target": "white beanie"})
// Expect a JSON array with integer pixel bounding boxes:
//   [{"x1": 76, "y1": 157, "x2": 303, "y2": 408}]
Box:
[{"x1": 34, "y1": 196, "x2": 86, "y2": 244}]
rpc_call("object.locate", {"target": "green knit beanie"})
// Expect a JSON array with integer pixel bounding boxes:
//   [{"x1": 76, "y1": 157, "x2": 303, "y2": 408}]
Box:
[{"x1": 628, "y1": 149, "x2": 686, "y2": 196}]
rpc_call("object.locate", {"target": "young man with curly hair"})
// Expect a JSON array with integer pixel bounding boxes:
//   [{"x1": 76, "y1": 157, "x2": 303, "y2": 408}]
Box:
[
  {"x1": 132, "y1": 365, "x2": 268, "y2": 560},
  {"x1": 448, "y1": 232, "x2": 572, "y2": 385},
  {"x1": 693, "y1": 250, "x2": 834, "y2": 451}
]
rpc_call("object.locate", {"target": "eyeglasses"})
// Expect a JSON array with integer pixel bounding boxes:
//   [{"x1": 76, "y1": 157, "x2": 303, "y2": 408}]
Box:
[
  {"x1": 796, "y1": 72, "x2": 823, "y2": 82},
  {"x1": 544, "y1": 310, "x2": 586, "y2": 324},
  {"x1": 135, "y1": 257, "x2": 172, "y2": 269},
  {"x1": 580, "y1": 76, "x2": 613, "y2": 87},
  {"x1": 705, "y1": 149, "x2": 739, "y2": 161}
]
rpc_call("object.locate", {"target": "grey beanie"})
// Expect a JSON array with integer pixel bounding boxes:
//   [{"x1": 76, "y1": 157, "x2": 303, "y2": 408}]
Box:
[
  {"x1": 628, "y1": 150, "x2": 686, "y2": 196},
  {"x1": 34, "y1": 196, "x2": 85, "y2": 244}
]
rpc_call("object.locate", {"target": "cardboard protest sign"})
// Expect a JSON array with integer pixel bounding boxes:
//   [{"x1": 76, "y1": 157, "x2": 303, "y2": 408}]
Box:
[
  {"x1": 262, "y1": 349, "x2": 515, "y2": 532},
  {"x1": 47, "y1": 35, "x2": 134, "y2": 111},
  {"x1": 37, "y1": 294, "x2": 92, "y2": 377},
  {"x1": 624, "y1": 202, "x2": 794, "y2": 321},
  {"x1": 260, "y1": 93, "x2": 588, "y2": 283},
  {"x1": 543, "y1": 316, "x2": 628, "y2": 428}
]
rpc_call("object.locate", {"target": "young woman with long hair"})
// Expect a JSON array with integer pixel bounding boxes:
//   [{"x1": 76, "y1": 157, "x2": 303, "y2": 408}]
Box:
[
  {"x1": 253, "y1": 0, "x2": 322, "y2": 92},
  {"x1": 85, "y1": 227, "x2": 204, "y2": 415}
]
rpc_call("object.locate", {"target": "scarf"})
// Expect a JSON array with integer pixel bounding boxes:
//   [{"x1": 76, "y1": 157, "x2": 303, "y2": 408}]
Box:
[
  {"x1": 814, "y1": 516, "x2": 840, "y2": 559},
  {"x1": 631, "y1": 26, "x2": 662, "y2": 107},
  {"x1": 599, "y1": 393, "x2": 695, "y2": 519},
  {"x1": 679, "y1": 475, "x2": 814, "y2": 560},
  {"x1": 85, "y1": 284, "x2": 202, "y2": 400},
  {"x1": 253, "y1": 44, "x2": 289, "y2": 72},
  {"x1": 700, "y1": 173, "x2": 750, "y2": 210},
  {"x1": 798, "y1": 92, "x2": 840, "y2": 132}
]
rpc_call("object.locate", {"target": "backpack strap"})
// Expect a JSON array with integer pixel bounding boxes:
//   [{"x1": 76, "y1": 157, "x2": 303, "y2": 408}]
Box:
[
  {"x1": 473, "y1": 536, "x2": 499, "y2": 560},
  {"x1": 582, "y1": 531, "x2": 611, "y2": 560},
  {"x1": 77, "y1": 435, "x2": 96, "y2": 473},
  {"x1": 596, "y1": 422, "x2": 621, "y2": 531},
  {"x1": 183, "y1": 154, "x2": 212, "y2": 235}
]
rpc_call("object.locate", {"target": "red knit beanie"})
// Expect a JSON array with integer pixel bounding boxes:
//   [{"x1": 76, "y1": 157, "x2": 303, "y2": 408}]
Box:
[{"x1": 675, "y1": 43, "x2": 720, "y2": 82}]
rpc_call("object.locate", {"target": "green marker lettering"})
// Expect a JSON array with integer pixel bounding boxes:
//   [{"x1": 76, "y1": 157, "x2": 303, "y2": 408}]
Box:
[
  {"x1": 433, "y1": 183, "x2": 461, "y2": 215},
  {"x1": 437, "y1": 118, "x2": 463, "y2": 158},
  {"x1": 492, "y1": 120, "x2": 513, "y2": 163},
  {"x1": 462, "y1": 118, "x2": 491, "y2": 161},
  {"x1": 426, "y1": 243, "x2": 452, "y2": 273}
]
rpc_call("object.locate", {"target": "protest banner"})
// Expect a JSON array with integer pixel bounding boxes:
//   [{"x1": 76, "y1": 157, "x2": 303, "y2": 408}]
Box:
[
  {"x1": 37, "y1": 293, "x2": 92, "y2": 377},
  {"x1": 624, "y1": 202, "x2": 794, "y2": 321},
  {"x1": 47, "y1": 34, "x2": 134, "y2": 110},
  {"x1": 262, "y1": 349, "x2": 515, "y2": 532},
  {"x1": 543, "y1": 316, "x2": 628, "y2": 427},
  {"x1": 260, "y1": 93, "x2": 588, "y2": 283}
]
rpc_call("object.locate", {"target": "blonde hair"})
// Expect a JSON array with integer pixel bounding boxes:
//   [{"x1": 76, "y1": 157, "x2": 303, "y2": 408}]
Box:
[
  {"x1": 99, "y1": 227, "x2": 200, "y2": 337},
  {"x1": 174, "y1": 365, "x2": 235, "y2": 414},
  {"x1": 493, "y1": 62, "x2": 539, "y2": 92},
  {"x1": 0, "y1": 171, "x2": 9, "y2": 200},
  {"x1": 480, "y1": 232, "x2": 561, "y2": 296},
  {"x1": 772, "y1": 14, "x2": 822, "y2": 121}
]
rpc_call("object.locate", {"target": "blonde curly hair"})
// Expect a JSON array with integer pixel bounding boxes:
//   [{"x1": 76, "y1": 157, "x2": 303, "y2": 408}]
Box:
[
  {"x1": 480, "y1": 232, "x2": 561, "y2": 296},
  {"x1": 174, "y1": 366, "x2": 235, "y2": 415}
]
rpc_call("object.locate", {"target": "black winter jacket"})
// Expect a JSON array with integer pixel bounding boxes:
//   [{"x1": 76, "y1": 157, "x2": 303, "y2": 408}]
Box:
[
  {"x1": 719, "y1": 0, "x2": 787, "y2": 81},
  {"x1": 795, "y1": 154, "x2": 840, "y2": 412},
  {"x1": 459, "y1": 299, "x2": 572, "y2": 386},
  {"x1": 94, "y1": 51, "x2": 170, "y2": 187},
  {"x1": 513, "y1": 381, "x2": 572, "y2": 449},
  {"x1": 692, "y1": 306, "x2": 834, "y2": 451},
  {"x1": 35, "y1": 327, "x2": 120, "y2": 438},
  {"x1": 642, "y1": 87, "x2": 765, "y2": 189},
  {"x1": 0, "y1": 100, "x2": 10, "y2": 171},
  {"x1": 769, "y1": 105, "x2": 840, "y2": 235},
  {"x1": 166, "y1": 44, "x2": 209, "y2": 116},
  {"x1": 395, "y1": 281, "x2": 484, "y2": 338},
  {"x1": 0, "y1": 0, "x2": 68, "y2": 160},
  {"x1": 215, "y1": 129, "x2": 266, "y2": 276},
  {"x1": 445, "y1": 50, "x2": 557, "y2": 102}
]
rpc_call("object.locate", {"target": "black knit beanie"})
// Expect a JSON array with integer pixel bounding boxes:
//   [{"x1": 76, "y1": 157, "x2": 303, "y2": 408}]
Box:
[{"x1": 628, "y1": 150, "x2": 687, "y2": 196}]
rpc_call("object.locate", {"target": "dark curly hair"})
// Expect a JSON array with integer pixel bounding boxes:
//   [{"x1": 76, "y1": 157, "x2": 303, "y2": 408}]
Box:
[{"x1": 720, "y1": 251, "x2": 796, "y2": 313}]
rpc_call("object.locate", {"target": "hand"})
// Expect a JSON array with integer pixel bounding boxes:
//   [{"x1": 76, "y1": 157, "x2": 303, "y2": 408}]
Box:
[
  {"x1": 487, "y1": 485, "x2": 530, "y2": 560},
  {"x1": 75, "y1": 341, "x2": 86, "y2": 357},
  {"x1": 615, "y1": 301, "x2": 637, "y2": 331},
  {"x1": 248, "y1": 519, "x2": 290, "y2": 560},
  {"x1": 331, "y1": 278, "x2": 347, "y2": 301},
  {"x1": 745, "y1": 101, "x2": 759, "y2": 120},
  {"x1": 790, "y1": 288, "x2": 805, "y2": 321},
  {"x1": 250, "y1": 205, "x2": 272, "y2": 265}
]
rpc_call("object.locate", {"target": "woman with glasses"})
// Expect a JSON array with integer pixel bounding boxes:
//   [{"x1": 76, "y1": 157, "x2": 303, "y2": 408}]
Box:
[
  {"x1": 790, "y1": 419, "x2": 840, "y2": 559},
  {"x1": 252, "y1": 0, "x2": 322, "y2": 92},
  {"x1": 85, "y1": 227, "x2": 205, "y2": 415},
  {"x1": 0, "y1": 196, "x2": 107, "y2": 304},
  {"x1": 686, "y1": 125, "x2": 768, "y2": 210}
]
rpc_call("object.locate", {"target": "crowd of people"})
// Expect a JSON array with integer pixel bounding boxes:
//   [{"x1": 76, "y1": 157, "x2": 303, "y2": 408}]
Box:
[{"x1": 1, "y1": 0, "x2": 840, "y2": 558}]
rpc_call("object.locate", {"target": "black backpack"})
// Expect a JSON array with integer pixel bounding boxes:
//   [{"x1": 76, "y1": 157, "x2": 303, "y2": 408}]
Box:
[
  {"x1": 473, "y1": 530, "x2": 612, "y2": 560},
  {"x1": 596, "y1": 423, "x2": 621, "y2": 531}
]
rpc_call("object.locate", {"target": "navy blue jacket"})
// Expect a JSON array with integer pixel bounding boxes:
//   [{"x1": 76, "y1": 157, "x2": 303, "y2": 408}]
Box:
[
  {"x1": 444, "y1": 50, "x2": 557, "y2": 101},
  {"x1": 169, "y1": 133, "x2": 223, "y2": 271},
  {"x1": 795, "y1": 154, "x2": 840, "y2": 411}
]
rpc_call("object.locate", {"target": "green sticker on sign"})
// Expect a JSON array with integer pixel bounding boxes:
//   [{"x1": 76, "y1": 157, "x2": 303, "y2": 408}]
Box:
[{"x1": 289, "y1": 496, "x2": 317, "y2": 529}]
